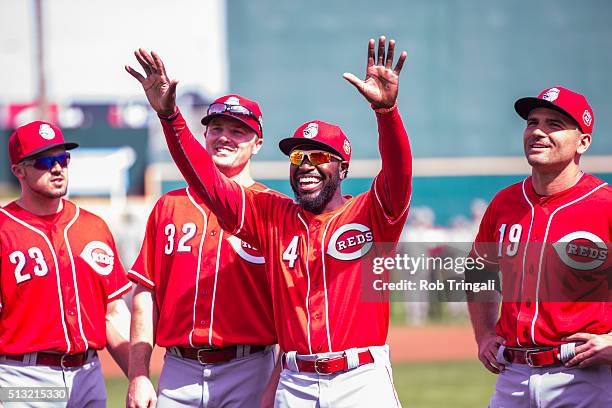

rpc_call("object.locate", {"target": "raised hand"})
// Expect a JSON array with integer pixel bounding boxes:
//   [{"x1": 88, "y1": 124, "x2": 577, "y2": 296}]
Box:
[
  {"x1": 343, "y1": 36, "x2": 407, "y2": 109},
  {"x1": 125, "y1": 49, "x2": 178, "y2": 116}
]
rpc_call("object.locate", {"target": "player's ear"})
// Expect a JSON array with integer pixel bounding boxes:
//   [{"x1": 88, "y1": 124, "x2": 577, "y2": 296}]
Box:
[
  {"x1": 251, "y1": 136, "x2": 263, "y2": 156},
  {"x1": 339, "y1": 161, "x2": 349, "y2": 180},
  {"x1": 11, "y1": 164, "x2": 25, "y2": 180},
  {"x1": 576, "y1": 132, "x2": 591, "y2": 155}
]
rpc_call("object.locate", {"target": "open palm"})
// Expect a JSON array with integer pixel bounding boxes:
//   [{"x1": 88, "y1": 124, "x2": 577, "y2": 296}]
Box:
[
  {"x1": 125, "y1": 49, "x2": 178, "y2": 116},
  {"x1": 344, "y1": 36, "x2": 407, "y2": 109}
]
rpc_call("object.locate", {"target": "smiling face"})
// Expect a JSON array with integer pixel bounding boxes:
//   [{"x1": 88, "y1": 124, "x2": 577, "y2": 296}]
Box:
[
  {"x1": 523, "y1": 107, "x2": 591, "y2": 171},
  {"x1": 204, "y1": 116, "x2": 262, "y2": 177},
  {"x1": 12, "y1": 147, "x2": 69, "y2": 199},
  {"x1": 289, "y1": 147, "x2": 349, "y2": 213}
]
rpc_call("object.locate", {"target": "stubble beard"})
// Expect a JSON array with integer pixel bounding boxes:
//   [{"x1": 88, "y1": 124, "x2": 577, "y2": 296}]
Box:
[{"x1": 293, "y1": 174, "x2": 340, "y2": 214}]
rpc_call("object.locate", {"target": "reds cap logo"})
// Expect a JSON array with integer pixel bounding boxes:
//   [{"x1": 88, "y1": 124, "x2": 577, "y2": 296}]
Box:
[
  {"x1": 227, "y1": 235, "x2": 265, "y2": 264},
  {"x1": 542, "y1": 87, "x2": 560, "y2": 102},
  {"x1": 552, "y1": 231, "x2": 608, "y2": 271},
  {"x1": 582, "y1": 109, "x2": 592, "y2": 127},
  {"x1": 343, "y1": 139, "x2": 351, "y2": 155},
  {"x1": 303, "y1": 123, "x2": 318, "y2": 139},
  {"x1": 39, "y1": 124, "x2": 56, "y2": 140},
  {"x1": 327, "y1": 223, "x2": 374, "y2": 261},
  {"x1": 80, "y1": 241, "x2": 115, "y2": 275},
  {"x1": 225, "y1": 96, "x2": 240, "y2": 105}
]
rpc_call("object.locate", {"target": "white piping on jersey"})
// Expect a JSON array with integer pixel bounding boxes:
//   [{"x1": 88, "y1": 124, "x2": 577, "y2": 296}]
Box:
[
  {"x1": 108, "y1": 282, "x2": 133, "y2": 300},
  {"x1": 0, "y1": 208, "x2": 72, "y2": 353},
  {"x1": 472, "y1": 245, "x2": 498, "y2": 265},
  {"x1": 297, "y1": 213, "x2": 313, "y2": 354},
  {"x1": 528, "y1": 181, "x2": 608, "y2": 345},
  {"x1": 517, "y1": 179, "x2": 535, "y2": 347},
  {"x1": 234, "y1": 185, "x2": 246, "y2": 235},
  {"x1": 373, "y1": 175, "x2": 412, "y2": 225},
  {"x1": 320, "y1": 210, "x2": 346, "y2": 353},
  {"x1": 209, "y1": 229, "x2": 224, "y2": 346},
  {"x1": 186, "y1": 188, "x2": 209, "y2": 348},
  {"x1": 63, "y1": 206, "x2": 89, "y2": 351},
  {"x1": 128, "y1": 270, "x2": 154, "y2": 288}
]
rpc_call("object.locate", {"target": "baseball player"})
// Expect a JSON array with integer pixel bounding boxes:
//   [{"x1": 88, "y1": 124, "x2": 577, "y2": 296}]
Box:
[
  {"x1": 127, "y1": 36, "x2": 411, "y2": 407},
  {"x1": 467, "y1": 86, "x2": 612, "y2": 407},
  {"x1": 0, "y1": 121, "x2": 132, "y2": 407},
  {"x1": 125, "y1": 93, "x2": 278, "y2": 408}
]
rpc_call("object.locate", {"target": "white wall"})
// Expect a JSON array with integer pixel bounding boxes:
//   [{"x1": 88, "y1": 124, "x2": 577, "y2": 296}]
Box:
[{"x1": 0, "y1": 0, "x2": 228, "y2": 103}]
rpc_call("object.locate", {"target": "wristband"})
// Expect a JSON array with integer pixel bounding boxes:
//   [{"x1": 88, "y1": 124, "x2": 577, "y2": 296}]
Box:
[
  {"x1": 372, "y1": 103, "x2": 397, "y2": 114},
  {"x1": 158, "y1": 106, "x2": 179, "y2": 121}
]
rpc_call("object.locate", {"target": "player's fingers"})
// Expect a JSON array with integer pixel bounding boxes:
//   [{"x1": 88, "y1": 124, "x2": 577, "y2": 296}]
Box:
[
  {"x1": 366, "y1": 38, "x2": 375, "y2": 69},
  {"x1": 377, "y1": 36, "x2": 386, "y2": 65},
  {"x1": 138, "y1": 48, "x2": 157, "y2": 72},
  {"x1": 169, "y1": 79, "x2": 179, "y2": 94},
  {"x1": 481, "y1": 356, "x2": 501, "y2": 374},
  {"x1": 343, "y1": 72, "x2": 364, "y2": 90},
  {"x1": 134, "y1": 50, "x2": 153, "y2": 75},
  {"x1": 563, "y1": 332, "x2": 592, "y2": 342},
  {"x1": 385, "y1": 39, "x2": 395, "y2": 69},
  {"x1": 566, "y1": 345, "x2": 596, "y2": 367},
  {"x1": 573, "y1": 341, "x2": 593, "y2": 355},
  {"x1": 151, "y1": 50, "x2": 166, "y2": 76},
  {"x1": 393, "y1": 51, "x2": 407, "y2": 75},
  {"x1": 125, "y1": 65, "x2": 146, "y2": 83}
]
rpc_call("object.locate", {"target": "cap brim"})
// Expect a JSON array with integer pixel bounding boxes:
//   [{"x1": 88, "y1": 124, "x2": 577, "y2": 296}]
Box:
[
  {"x1": 20, "y1": 142, "x2": 79, "y2": 162},
  {"x1": 514, "y1": 97, "x2": 582, "y2": 131},
  {"x1": 201, "y1": 113, "x2": 261, "y2": 137},
  {"x1": 278, "y1": 138, "x2": 344, "y2": 159}
]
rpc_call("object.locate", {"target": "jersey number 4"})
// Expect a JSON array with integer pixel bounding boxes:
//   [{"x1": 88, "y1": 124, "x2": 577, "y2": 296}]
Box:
[
  {"x1": 10, "y1": 247, "x2": 49, "y2": 284},
  {"x1": 282, "y1": 236, "x2": 300, "y2": 268},
  {"x1": 164, "y1": 222, "x2": 197, "y2": 254}
]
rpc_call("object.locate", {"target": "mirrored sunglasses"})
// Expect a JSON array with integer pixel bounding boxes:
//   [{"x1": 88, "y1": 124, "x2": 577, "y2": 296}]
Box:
[
  {"x1": 289, "y1": 150, "x2": 341, "y2": 166},
  {"x1": 21, "y1": 152, "x2": 71, "y2": 170}
]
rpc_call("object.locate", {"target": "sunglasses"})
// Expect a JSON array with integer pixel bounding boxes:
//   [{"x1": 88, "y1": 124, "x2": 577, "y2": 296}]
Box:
[
  {"x1": 21, "y1": 152, "x2": 71, "y2": 170},
  {"x1": 289, "y1": 150, "x2": 341, "y2": 166},
  {"x1": 207, "y1": 103, "x2": 261, "y2": 130}
]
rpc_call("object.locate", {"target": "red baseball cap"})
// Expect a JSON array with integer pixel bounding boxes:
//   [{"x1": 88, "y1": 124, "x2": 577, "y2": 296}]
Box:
[
  {"x1": 201, "y1": 94, "x2": 263, "y2": 138},
  {"x1": 8, "y1": 121, "x2": 78, "y2": 165},
  {"x1": 514, "y1": 86, "x2": 594, "y2": 134},
  {"x1": 279, "y1": 120, "x2": 352, "y2": 162}
]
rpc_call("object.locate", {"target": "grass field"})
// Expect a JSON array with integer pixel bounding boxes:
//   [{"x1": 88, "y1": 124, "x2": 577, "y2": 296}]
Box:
[{"x1": 106, "y1": 359, "x2": 496, "y2": 407}]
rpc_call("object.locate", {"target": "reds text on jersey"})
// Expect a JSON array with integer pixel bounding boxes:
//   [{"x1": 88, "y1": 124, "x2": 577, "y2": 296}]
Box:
[
  {"x1": 160, "y1": 108, "x2": 412, "y2": 354},
  {"x1": 472, "y1": 174, "x2": 611, "y2": 347}
]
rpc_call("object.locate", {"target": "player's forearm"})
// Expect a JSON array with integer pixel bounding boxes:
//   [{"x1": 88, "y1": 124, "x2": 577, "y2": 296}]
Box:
[
  {"x1": 467, "y1": 298, "x2": 501, "y2": 342},
  {"x1": 105, "y1": 298, "x2": 131, "y2": 377},
  {"x1": 376, "y1": 107, "x2": 412, "y2": 217},
  {"x1": 159, "y1": 108, "x2": 243, "y2": 231},
  {"x1": 129, "y1": 285, "x2": 158, "y2": 380}
]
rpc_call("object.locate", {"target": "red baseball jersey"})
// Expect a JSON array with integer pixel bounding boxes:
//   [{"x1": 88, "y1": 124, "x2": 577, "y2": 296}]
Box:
[
  {"x1": 472, "y1": 174, "x2": 612, "y2": 347},
  {"x1": 0, "y1": 200, "x2": 131, "y2": 355},
  {"x1": 129, "y1": 186, "x2": 276, "y2": 348},
  {"x1": 159, "y1": 108, "x2": 412, "y2": 354}
]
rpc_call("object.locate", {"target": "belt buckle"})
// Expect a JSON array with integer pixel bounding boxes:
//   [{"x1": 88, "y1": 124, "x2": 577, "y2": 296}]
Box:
[
  {"x1": 196, "y1": 346, "x2": 216, "y2": 364},
  {"x1": 313, "y1": 357, "x2": 332, "y2": 375},
  {"x1": 524, "y1": 349, "x2": 543, "y2": 368},
  {"x1": 60, "y1": 354, "x2": 69, "y2": 369}
]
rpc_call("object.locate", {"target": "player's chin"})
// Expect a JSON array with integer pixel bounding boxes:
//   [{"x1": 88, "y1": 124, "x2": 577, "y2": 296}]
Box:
[
  {"x1": 212, "y1": 154, "x2": 236, "y2": 165},
  {"x1": 525, "y1": 153, "x2": 551, "y2": 168},
  {"x1": 295, "y1": 193, "x2": 326, "y2": 213},
  {"x1": 43, "y1": 187, "x2": 68, "y2": 199}
]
